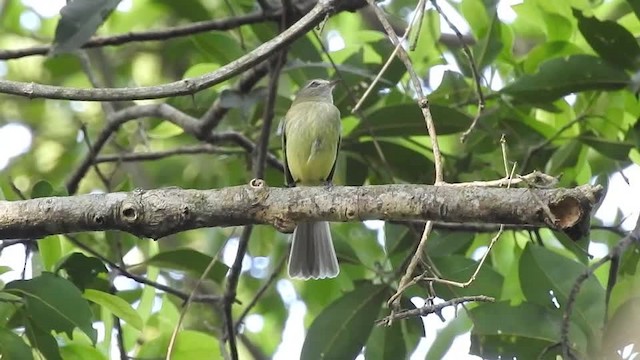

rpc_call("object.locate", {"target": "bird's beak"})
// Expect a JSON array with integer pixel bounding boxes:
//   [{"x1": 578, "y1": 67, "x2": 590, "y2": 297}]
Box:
[{"x1": 329, "y1": 79, "x2": 340, "y2": 87}]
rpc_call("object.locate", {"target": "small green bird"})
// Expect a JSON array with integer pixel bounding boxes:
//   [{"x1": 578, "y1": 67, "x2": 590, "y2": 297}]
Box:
[{"x1": 282, "y1": 79, "x2": 341, "y2": 280}]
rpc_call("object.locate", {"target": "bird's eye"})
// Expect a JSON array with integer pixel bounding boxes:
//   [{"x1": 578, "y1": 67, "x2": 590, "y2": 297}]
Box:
[{"x1": 308, "y1": 81, "x2": 320, "y2": 88}]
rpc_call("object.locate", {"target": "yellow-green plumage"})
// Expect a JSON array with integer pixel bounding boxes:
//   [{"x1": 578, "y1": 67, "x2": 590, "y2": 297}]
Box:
[
  {"x1": 282, "y1": 79, "x2": 341, "y2": 280},
  {"x1": 284, "y1": 101, "x2": 340, "y2": 185}
]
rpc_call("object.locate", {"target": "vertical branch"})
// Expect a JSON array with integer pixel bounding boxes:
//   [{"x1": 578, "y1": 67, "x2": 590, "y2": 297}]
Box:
[
  {"x1": 365, "y1": 0, "x2": 445, "y2": 312},
  {"x1": 364, "y1": 0, "x2": 443, "y2": 184},
  {"x1": 223, "y1": 4, "x2": 290, "y2": 358}
]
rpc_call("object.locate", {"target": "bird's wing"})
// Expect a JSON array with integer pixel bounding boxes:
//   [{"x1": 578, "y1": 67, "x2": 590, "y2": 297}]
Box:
[
  {"x1": 325, "y1": 134, "x2": 341, "y2": 184},
  {"x1": 281, "y1": 118, "x2": 296, "y2": 187}
]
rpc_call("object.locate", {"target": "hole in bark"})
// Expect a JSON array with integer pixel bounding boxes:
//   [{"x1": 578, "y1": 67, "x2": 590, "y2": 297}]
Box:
[
  {"x1": 122, "y1": 207, "x2": 136, "y2": 219},
  {"x1": 94, "y1": 215, "x2": 104, "y2": 224},
  {"x1": 549, "y1": 197, "x2": 581, "y2": 229}
]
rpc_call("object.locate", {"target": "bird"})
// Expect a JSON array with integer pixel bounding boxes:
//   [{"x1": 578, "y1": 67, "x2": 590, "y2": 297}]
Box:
[{"x1": 282, "y1": 78, "x2": 342, "y2": 280}]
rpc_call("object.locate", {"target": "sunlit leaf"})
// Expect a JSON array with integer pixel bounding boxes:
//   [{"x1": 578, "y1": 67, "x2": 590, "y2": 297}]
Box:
[{"x1": 83, "y1": 289, "x2": 143, "y2": 330}]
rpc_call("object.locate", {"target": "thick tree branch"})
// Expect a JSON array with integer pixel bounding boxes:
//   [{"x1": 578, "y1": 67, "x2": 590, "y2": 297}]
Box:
[{"x1": 0, "y1": 184, "x2": 603, "y2": 240}]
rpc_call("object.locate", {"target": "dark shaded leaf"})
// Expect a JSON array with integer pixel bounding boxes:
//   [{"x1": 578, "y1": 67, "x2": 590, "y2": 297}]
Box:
[
  {"x1": 579, "y1": 133, "x2": 634, "y2": 160},
  {"x1": 31, "y1": 180, "x2": 53, "y2": 198},
  {"x1": 51, "y1": 0, "x2": 121, "y2": 55},
  {"x1": 474, "y1": 12, "x2": 504, "y2": 71},
  {"x1": 146, "y1": 248, "x2": 228, "y2": 283},
  {"x1": 519, "y1": 244, "x2": 605, "y2": 340},
  {"x1": 399, "y1": 296, "x2": 426, "y2": 354},
  {"x1": 301, "y1": 283, "x2": 388, "y2": 360},
  {"x1": 57, "y1": 252, "x2": 108, "y2": 291},
  {"x1": 25, "y1": 318, "x2": 62, "y2": 360},
  {"x1": 574, "y1": 9, "x2": 640, "y2": 70},
  {"x1": 470, "y1": 301, "x2": 588, "y2": 359},
  {"x1": 343, "y1": 139, "x2": 434, "y2": 183},
  {"x1": 4, "y1": 272, "x2": 96, "y2": 343},
  {"x1": 501, "y1": 55, "x2": 630, "y2": 103},
  {"x1": 429, "y1": 71, "x2": 474, "y2": 104},
  {"x1": 365, "y1": 308, "x2": 405, "y2": 360},
  {"x1": 0, "y1": 328, "x2": 33, "y2": 360},
  {"x1": 350, "y1": 103, "x2": 471, "y2": 137}
]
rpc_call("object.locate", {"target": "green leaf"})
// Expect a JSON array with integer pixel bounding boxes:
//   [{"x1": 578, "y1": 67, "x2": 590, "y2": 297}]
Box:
[
  {"x1": 602, "y1": 297, "x2": 640, "y2": 357},
  {"x1": 51, "y1": 0, "x2": 122, "y2": 55},
  {"x1": 350, "y1": 103, "x2": 471, "y2": 137},
  {"x1": 343, "y1": 139, "x2": 434, "y2": 183},
  {"x1": 0, "y1": 328, "x2": 33, "y2": 360},
  {"x1": 628, "y1": 0, "x2": 640, "y2": 20},
  {"x1": 579, "y1": 133, "x2": 634, "y2": 160},
  {"x1": 426, "y1": 310, "x2": 472, "y2": 359},
  {"x1": 190, "y1": 31, "x2": 244, "y2": 65},
  {"x1": 470, "y1": 301, "x2": 588, "y2": 359},
  {"x1": 146, "y1": 248, "x2": 229, "y2": 284},
  {"x1": 4, "y1": 272, "x2": 97, "y2": 343},
  {"x1": 38, "y1": 235, "x2": 62, "y2": 272},
  {"x1": 365, "y1": 312, "x2": 405, "y2": 360},
  {"x1": 519, "y1": 244, "x2": 605, "y2": 340},
  {"x1": 429, "y1": 71, "x2": 474, "y2": 104},
  {"x1": 147, "y1": 121, "x2": 185, "y2": 139},
  {"x1": 83, "y1": 289, "x2": 143, "y2": 331},
  {"x1": 426, "y1": 231, "x2": 475, "y2": 257},
  {"x1": 431, "y1": 255, "x2": 504, "y2": 300},
  {"x1": 56, "y1": 253, "x2": 108, "y2": 291},
  {"x1": 574, "y1": 9, "x2": 640, "y2": 70},
  {"x1": 301, "y1": 283, "x2": 388, "y2": 360},
  {"x1": 31, "y1": 180, "x2": 53, "y2": 199},
  {"x1": 522, "y1": 41, "x2": 583, "y2": 73},
  {"x1": 25, "y1": 318, "x2": 62, "y2": 360},
  {"x1": 137, "y1": 330, "x2": 221, "y2": 359},
  {"x1": 59, "y1": 344, "x2": 107, "y2": 360},
  {"x1": 501, "y1": 55, "x2": 630, "y2": 103},
  {"x1": 474, "y1": 12, "x2": 504, "y2": 71},
  {"x1": 399, "y1": 296, "x2": 425, "y2": 354}
]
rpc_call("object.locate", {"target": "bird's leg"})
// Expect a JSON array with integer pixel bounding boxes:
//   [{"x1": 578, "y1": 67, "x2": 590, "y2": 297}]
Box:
[{"x1": 323, "y1": 180, "x2": 334, "y2": 190}]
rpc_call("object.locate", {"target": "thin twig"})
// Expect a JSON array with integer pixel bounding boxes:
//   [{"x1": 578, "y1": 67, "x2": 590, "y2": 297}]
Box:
[
  {"x1": 234, "y1": 255, "x2": 286, "y2": 335},
  {"x1": 224, "y1": 225, "x2": 253, "y2": 360},
  {"x1": 364, "y1": 0, "x2": 443, "y2": 184},
  {"x1": 0, "y1": 1, "x2": 340, "y2": 101},
  {"x1": 167, "y1": 231, "x2": 234, "y2": 360},
  {"x1": 353, "y1": 0, "x2": 426, "y2": 113},
  {"x1": 0, "y1": 9, "x2": 284, "y2": 60},
  {"x1": 95, "y1": 145, "x2": 244, "y2": 164},
  {"x1": 377, "y1": 295, "x2": 494, "y2": 324},
  {"x1": 64, "y1": 235, "x2": 223, "y2": 304},
  {"x1": 224, "y1": 6, "x2": 289, "y2": 357},
  {"x1": 520, "y1": 115, "x2": 589, "y2": 172}
]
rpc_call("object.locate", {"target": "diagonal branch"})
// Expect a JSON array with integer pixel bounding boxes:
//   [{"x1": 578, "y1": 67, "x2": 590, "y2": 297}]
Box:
[{"x1": 0, "y1": 0, "x2": 354, "y2": 102}]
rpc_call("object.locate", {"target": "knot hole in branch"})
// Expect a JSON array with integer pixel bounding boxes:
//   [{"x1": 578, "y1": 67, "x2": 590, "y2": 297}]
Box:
[{"x1": 121, "y1": 203, "x2": 138, "y2": 223}]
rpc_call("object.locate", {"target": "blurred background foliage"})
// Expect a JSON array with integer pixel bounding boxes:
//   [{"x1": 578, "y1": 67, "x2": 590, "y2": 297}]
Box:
[{"x1": 0, "y1": 0, "x2": 639, "y2": 359}]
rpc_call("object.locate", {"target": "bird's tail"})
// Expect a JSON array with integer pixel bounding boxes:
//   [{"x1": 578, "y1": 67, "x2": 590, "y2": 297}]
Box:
[{"x1": 288, "y1": 221, "x2": 339, "y2": 279}]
